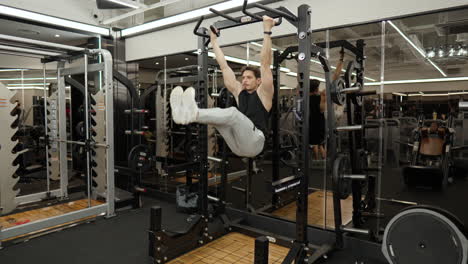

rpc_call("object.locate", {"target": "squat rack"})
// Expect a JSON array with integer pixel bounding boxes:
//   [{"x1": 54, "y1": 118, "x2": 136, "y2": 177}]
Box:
[
  {"x1": 149, "y1": 1, "x2": 387, "y2": 264},
  {"x1": 148, "y1": 1, "x2": 339, "y2": 264}
]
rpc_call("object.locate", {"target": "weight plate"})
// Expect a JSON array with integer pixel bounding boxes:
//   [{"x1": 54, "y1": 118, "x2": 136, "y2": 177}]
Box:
[
  {"x1": 331, "y1": 78, "x2": 346, "y2": 106},
  {"x1": 75, "y1": 121, "x2": 86, "y2": 138},
  {"x1": 128, "y1": 144, "x2": 152, "y2": 172},
  {"x1": 333, "y1": 154, "x2": 352, "y2": 199},
  {"x1": 382, "y1": 206, "x2": 467, "y2": 264}
]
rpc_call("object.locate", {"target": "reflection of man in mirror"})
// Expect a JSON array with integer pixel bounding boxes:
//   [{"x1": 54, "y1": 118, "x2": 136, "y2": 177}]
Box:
[
  {"x1": 169, "y1": 16, "x2": 276, "y2": 157},
  {"x1": 309, "y1": 79, "x2": 326, "y2": 159}
]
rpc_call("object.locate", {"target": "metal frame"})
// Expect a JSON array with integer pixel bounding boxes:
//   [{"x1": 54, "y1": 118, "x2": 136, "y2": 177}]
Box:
[
  {"x1": 148, "y1": 3, "x2": 340, "y2": 264},
  {"x1": 0, "y1": 36, "x2": 115, "y2": 243},
  {"x1": 196, "y1": 27, "x2": 210, "y2": 218}
]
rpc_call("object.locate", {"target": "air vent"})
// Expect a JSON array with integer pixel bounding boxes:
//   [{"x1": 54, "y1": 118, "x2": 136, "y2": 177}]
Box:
[{"x1": 17, "y1": 29, "x2": 40, "y2": 35}]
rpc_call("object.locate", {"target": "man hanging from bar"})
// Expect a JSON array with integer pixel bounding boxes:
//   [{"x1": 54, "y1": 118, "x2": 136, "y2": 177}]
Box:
[{"x1": 170, "y1": 16, "x2": 276, "y2": 158}]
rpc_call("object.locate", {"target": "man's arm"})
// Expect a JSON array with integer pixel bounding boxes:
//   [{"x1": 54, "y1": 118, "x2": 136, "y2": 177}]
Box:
[
  {"x1": 332, "y1": 49, "x2": 345, "y2": 81},
  {"x1": 210, "y1": 30, "x2": 242, "y2": 98},
  {"x1": 257, "y1": 16, "x2": 275, "y2": 111},
  {"x1": 319, "y1": 89, "x2": 326, "y2": 113}
]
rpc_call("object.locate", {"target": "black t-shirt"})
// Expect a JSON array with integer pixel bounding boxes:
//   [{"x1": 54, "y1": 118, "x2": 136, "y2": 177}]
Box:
[
  {"x1": 309, "y1": 94, "x2": 325, "y2": 144},
  {"x1": 238, "y1": 90, "x2": 270, "y2": 135}
]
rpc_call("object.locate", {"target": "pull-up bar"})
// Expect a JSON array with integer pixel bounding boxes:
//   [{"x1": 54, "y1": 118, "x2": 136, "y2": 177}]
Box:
[
  {"x1": 242, "y1": 0, "x2": 297, "y2": 23},
  {"x1": 193, "y1": 0, "x2": 298, "y2": 41}
]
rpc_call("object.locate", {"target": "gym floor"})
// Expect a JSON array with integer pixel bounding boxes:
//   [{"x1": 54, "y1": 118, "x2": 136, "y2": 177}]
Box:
[
  {"x1": 0, "y1": 159, "x2": 465, "y2": 264},
  {"x1": 0, "y1": 197, "x2": 387, "y2": 264}
]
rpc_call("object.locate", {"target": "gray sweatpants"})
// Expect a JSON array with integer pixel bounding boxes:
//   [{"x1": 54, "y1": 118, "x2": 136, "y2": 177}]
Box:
[{"x1": 197, "y1": 107, "x2": 265, "y2": 158}]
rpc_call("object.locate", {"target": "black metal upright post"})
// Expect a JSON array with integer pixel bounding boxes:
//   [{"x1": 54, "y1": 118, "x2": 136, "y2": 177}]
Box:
[
  {"x1": 197, "y1": 28, "x2": 209, "y2": 217},
  {"x1": 296, "y1": 4, "x2": 311, "y2": 248},
  {"x1": 320, "y1": 50, "x2": 344, "y2": 250},
  {"x1": 356, "y1": 39, "x2": 366, "y2": 149},
  {"x1": 247, "y1": 158, "x2": 253, "y2": 209},
  {"x1": 272, "y1": 50, "x2": 281, "y2": 208},
  {"x1": 350, "y1": 39, "x2": 366, "y2": 227}
]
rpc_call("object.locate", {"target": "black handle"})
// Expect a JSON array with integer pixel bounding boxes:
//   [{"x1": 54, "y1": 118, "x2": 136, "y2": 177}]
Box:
[
  {"x1": 243, "y1": 0, "x2": 263, "y2": 21},
  {"x1": 275, "y1": 17, "x2": 283, "y2": 26},
  {"x1": 252, "y1": 3, "x2": 298, "y2": 22},
  {"x1": 193, "y1": 16, "x2": 210, "y2": 38},
  {"x1": 209, "y1": 8, "x2": 240, "y2": 23}
]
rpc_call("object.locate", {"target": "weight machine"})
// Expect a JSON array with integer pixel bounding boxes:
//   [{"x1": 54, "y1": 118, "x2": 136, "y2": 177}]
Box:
[{"x1": 0, "y1": 34, "x2": 115, "y2": 246}]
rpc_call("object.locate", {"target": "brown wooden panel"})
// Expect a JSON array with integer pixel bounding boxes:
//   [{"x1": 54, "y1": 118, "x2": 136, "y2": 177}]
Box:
[
  {"x1": 271, "y1": 191, "x2": 353, "y2": 228},
  {"x1": 0, "y1": 199, "x2": 103, "y2": 229},
  {"x1": 167, "y1": 232, "x2": 289, "y2": 264}
]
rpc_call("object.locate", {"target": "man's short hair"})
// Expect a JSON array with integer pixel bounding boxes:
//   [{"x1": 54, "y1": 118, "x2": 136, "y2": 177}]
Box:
[
  {"x1": 241, "y1": 66, "x2": 261, "y2": 79},
  {"x1": 310, "y1": 79, "x2": 320, "y2": 93}
]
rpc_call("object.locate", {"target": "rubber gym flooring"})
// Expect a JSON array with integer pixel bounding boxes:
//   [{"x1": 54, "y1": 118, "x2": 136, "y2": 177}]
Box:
[{"x1": 359, "y1": 166, "x2": 468, "y2": 233}]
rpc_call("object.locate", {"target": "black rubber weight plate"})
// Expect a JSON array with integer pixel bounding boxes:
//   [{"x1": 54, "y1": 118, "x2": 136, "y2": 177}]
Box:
[{"x1": 382, "y1": 208, "x2": 467, "y2": 264}]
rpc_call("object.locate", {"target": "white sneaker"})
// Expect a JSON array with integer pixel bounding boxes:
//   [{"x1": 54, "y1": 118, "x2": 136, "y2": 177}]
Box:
[
  {"x1": 181, "y1": 87, "x2": 198, "y2": 124},
  {"x1": 169, "y1": 86, "x2": 184, "y2": 124}
]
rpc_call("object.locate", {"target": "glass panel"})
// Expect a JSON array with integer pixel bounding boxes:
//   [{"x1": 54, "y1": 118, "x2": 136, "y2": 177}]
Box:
[
  {"x1": 240, "y1": 31, "x2": 328, "y2": 229},
  {"x1": 378, "y1": 8, "x2": 468, "y2": 238},
  {"x1": 324, "y1": 22, "x2": 384, "y2": 232}
]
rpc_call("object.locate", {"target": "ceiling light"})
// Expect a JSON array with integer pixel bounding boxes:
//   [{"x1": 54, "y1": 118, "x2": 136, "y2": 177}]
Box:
[
  {"x1": 387, "y1": 20, "x2": 446, "y2": 77},
  {"x1": 427, "y1": 50, "x2": 435, "y2": 58},
  {"x1": 7, "y1": 83, "x2": 50, "y2": 86},
  {"x1": 107, "y1": 0, "x2": 140, "y2": 9},
  {"x1": 54, "y1": 34, "x2": 60, "y2": 38},
  {"x1": 7, "y1": 86, "x2": 48, "y2": 90},
  {"x1": 185, "y1": 58, "x2": 189, "y2": 61},
  {"x1": 422, "y1": 93, "x2": 451, "y2": 97},
  {"x1": 448, "y1": 47, "x2": 455, "y2": 57},
  {"x1": 155, "y1": 62, "x2": 159, "y2": 65},
  {"x1": 122, "y1": 0, "x2": 263, "y2": 37},
  {"x1": 438, "y1": 49, "x2": 444, "y2": 58},
  {"x1": 0, "y1": 44, "x2": 62, "y2": 56},
  {"x1": 365, "y1": 76, "x2": 468, "y2": 86},
  {"x1": 0, "y1": 5, "x2": 110, "y2": 36},
  {"x1": 387, "y1": 21, "x2": 426, "y2": 57},
  {"x1": 448, "y1": 92, "x2": 468, "y2": 95},
  {"x1": 0, "y1": 68, "x2": 29, "y2": 72},
  {"x1": 0, "y1": 77, "x2": 57, "y2": 81},
  {"x1": 427, "y1": 59, "x2": 447, "y2": 77}
]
